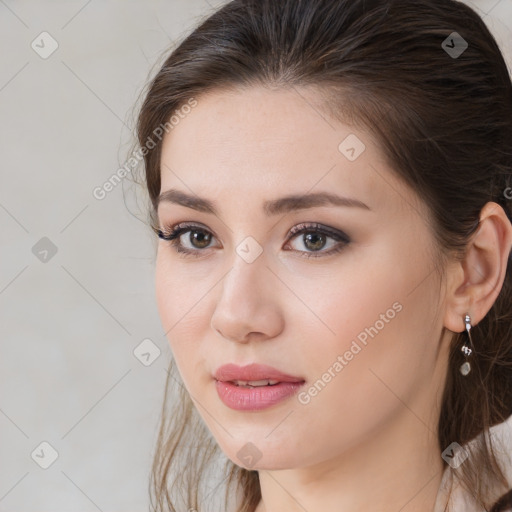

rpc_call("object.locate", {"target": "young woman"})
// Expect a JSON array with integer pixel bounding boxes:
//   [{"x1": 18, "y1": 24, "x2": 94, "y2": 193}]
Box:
[{"x1": 134, "y1": 0, "x2": 512, "y2": 510}]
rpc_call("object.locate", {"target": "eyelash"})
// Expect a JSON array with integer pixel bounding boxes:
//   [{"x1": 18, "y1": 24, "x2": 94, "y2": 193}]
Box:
[{"x1": 152, "y1": 222, "x2": 350, "y2": 259}]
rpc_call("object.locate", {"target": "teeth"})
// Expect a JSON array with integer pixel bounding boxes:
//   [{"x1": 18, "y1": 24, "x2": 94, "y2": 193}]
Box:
[{"x1": 232, "y1": 379, "x2": 280, "y2": 387}]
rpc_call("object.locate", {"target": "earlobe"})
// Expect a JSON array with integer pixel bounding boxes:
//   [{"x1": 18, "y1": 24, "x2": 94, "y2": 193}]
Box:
[
  {"x1": 443, "y1": 201, "x2": 512, "y2": 334},
  {"x1": 443, "y1": 260, "x2": 469, "y2": 333}
]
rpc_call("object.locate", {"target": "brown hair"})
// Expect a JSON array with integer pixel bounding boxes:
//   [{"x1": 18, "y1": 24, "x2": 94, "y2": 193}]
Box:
[{"x1": 134, "y1": 0, "x2": 512, "y2": 510}]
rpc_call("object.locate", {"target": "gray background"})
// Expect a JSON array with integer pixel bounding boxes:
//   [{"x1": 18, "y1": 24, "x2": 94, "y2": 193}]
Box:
[{"x1": 0, "y1": 1, "x2": 511, "y2": 511}]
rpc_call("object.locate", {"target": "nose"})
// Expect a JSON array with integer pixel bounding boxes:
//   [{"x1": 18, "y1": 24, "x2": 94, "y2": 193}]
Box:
[{"x1": 210, "y1": 250, "x2": 284, "y2": 344}]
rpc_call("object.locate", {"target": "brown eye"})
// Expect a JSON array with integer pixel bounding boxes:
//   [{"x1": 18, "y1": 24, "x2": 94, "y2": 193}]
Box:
[
  {"x1": 301, "y1": 232, "x2": 327, "y2": 251},
  {"x1": 155, "y1": 222, "x2": 219, "y2": 258},
  {"x1": 156, "y1": 221, "x2": 350, "y2": 260},
  {"x1": 186, "y1": 229, "x2": 212, "y2": 249},
  {"x1": 286, "y1": 223, "x2": 350, "y2": 258}
]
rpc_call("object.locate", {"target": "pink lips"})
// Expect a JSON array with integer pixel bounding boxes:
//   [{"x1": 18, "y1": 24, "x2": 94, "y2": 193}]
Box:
[
  {"x1": 214, "y1": 363, "x2": 305, "y2": 383},
  {"x1": 213, "y1": 363, "x2": 305, "y2": 411}
]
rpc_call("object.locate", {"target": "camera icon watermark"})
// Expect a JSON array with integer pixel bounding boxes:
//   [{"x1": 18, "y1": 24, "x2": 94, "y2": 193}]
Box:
[
  {"x1": 31, "y1": 441, "x2": 59, "y2": 469},
  {"x1": 236, "y1": 442, "x2": 263, "y2": 469},
  {"x1": 441, "y1": 442, "x2": 469, "y2": 468},
  {"x1": 441, "y1": 31, "x2": 468, "y2": 59},
  {"x1": 32, "y1": 237, "x2": 58, "y2": 263},
  {"x1": 338, "y1": 134, "x2": 366, "y2": 161},
  {"x1": 31, "y1": 31, "x2": 59, "y2": 59},
  {"x1": 236, "y1": 236, "x2": 263, "y2": 264},
  {"x1": 133, "y1": 338, "x2": 161, "y2": 366}
]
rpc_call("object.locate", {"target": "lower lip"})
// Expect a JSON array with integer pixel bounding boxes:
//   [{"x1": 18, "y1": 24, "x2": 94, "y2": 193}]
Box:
[{"x1": 215, "y1": 380, "x2": 305, "y2": 411}]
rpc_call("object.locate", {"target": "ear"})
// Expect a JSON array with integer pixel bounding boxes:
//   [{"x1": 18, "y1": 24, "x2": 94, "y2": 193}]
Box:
[{"x1": 443, "y1": 201, "x2": 512, "y2": 333}]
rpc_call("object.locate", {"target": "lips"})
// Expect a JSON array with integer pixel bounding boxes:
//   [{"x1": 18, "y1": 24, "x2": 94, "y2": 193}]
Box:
[
  {"x1": 213, "y1": 363, "x2": 306, "y2": 411},
  {"x1": 213, "y1": 363, "x2": 305, "y2": 384}
]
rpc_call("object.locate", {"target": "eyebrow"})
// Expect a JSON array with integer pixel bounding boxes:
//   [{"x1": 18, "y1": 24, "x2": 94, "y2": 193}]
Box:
[{"x1": 156, "y1": 188, "x2": 371, "y2": 216}]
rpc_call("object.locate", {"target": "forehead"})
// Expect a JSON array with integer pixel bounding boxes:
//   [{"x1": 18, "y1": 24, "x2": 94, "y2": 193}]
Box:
[
  {"x1": 161, "y1": 85, "x2": 355, "y2": 171},
  {"x1": 158, "y1": 85, "x2": 421, "y2": 219}
]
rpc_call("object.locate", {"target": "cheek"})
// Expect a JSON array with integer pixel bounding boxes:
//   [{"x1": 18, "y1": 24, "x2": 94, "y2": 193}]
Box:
[
  {"x1": 155, "y1": 249, "x2": 207, "y2": 331},
  {"x1": 293, "y1": 252, "x2": 406, "y2": 359},
  {"x1": 155, "y1": 252, "x2": 208, "y2": 380},
  {"x1": 298, "y1": 242, "x2": 440, "y2": 403}
]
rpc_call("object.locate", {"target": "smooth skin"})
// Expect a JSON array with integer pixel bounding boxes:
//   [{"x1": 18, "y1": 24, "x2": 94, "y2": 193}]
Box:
[{"x1": 154, "y1": 85, "x2": 512, "y2": 512}]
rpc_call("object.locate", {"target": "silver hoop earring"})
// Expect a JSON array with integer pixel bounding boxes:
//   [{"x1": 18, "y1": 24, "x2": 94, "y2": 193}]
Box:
[{"x1": 460, "y1": 314, "x2": 474, "y2": 376}]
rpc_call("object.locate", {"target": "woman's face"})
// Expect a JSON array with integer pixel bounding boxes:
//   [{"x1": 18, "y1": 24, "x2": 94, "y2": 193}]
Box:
[{"x1": 155, "y1": 85, "x2": 451, "y2": 470}]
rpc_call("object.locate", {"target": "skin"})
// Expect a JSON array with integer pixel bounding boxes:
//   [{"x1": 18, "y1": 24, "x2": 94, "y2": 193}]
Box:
[{"x1": 154, "y1": 85, "x2": 512, "y2": 512}]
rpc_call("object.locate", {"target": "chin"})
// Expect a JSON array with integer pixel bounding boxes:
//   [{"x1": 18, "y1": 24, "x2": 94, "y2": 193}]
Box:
[{"x1": 232, "y1": 454, "x2": 296, "y2": 471}]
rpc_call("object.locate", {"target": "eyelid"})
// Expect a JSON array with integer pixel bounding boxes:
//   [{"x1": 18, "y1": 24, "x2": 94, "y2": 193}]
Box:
[
  {"x1": 288, "y1": 222, "x2": 350, "y2": 242},
  {"x1": 155, "y1": 221, "x2": 219, "y2": 243},
  {"x1": 155, "y1": 220, "x2": 350, "y2": 258},
  {"x1": 155, "y1": 221, "x2": 348, "y2": 240}
]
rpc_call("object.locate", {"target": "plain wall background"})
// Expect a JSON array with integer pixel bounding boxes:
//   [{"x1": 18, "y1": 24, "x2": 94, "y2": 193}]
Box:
[{"x1": 1, "y1": 1, "x2": 511, "y2": 511}]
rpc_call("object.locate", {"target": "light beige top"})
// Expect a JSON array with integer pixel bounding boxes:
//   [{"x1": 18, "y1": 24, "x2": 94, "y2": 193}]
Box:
[{"x1": 434, "y1": 414, "x2": 512, "y2": 512}]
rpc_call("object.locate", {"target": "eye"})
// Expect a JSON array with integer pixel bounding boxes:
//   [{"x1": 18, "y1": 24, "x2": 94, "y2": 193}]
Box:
[
  {"x1": 153, "y1": 222, "x2": 218, "y2": 258},
  {"x1": 153, "y1": 221, "x2": 350, "y2": 259},
  {"x1": 284, "y1": 222, "x2": 350, "y2": 259}
]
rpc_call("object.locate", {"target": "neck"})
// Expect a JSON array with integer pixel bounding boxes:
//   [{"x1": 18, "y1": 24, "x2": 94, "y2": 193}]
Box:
[{"x1": 255, "y1": 407, "x2": 446, "y2": 512}]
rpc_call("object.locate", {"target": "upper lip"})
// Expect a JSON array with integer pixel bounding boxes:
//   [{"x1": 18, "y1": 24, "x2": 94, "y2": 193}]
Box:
[{"x1": 214, "y1": 363, "x2": 305, "y2": 383}]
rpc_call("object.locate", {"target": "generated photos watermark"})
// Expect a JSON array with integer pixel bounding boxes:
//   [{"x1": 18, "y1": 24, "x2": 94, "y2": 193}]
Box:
[
  {"x1": 92, "y1": 97, "x2": 198, "y2": 201},
  {"x1": 298, "y1": 301, "x2": 403, "y2": 405}
]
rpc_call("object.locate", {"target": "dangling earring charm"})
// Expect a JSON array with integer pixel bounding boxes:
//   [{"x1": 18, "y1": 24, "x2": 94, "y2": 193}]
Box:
[{"x1": 459, "y1": 314, "x2": 474, "y2": 376}]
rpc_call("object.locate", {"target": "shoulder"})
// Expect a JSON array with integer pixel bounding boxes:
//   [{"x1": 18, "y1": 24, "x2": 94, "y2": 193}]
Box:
[
  {"x1": 490, "y1": 489, "x2": 512, "y2": 512},
  {"x1": 434, "y1": 414, "x2": 512, "y2": 512},
  {"x1": 489, "y1": 415, "x2": 512, "y2": 511}
]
